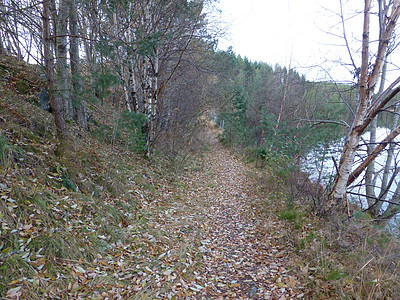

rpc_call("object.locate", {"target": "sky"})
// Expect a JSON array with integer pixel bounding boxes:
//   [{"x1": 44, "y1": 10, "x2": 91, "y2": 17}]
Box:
[{"x1": 213, "y1": 0, "x2": 367, "y2": 82}]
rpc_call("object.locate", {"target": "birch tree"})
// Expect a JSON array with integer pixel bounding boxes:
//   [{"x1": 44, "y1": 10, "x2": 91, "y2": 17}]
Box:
[
  {"x1": 129, "y1": 0, "x2": 207, "y2": 158},
  {"x1": 3, "y1": 0, "x2": 214, "y2": 156},
  {"x1": 321, "y1": 0, "x2": 400, "y2": 215}
]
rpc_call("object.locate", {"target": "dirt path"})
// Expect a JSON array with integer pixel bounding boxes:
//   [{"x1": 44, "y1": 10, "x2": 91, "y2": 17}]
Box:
[
  {"x1": 155, "y1": 131, "x2": 304, "y2": 299},
  {"x1": 125, "y1": 130, "x2": 304, "y2": 299}
]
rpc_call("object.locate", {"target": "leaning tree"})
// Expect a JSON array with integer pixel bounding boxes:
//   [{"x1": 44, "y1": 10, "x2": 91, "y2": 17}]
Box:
[{"x1": 321, "y1": 0, "x2": 400, "y2": 219}]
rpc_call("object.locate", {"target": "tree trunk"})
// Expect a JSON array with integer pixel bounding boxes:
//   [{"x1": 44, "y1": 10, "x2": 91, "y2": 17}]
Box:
[
  {"x1": 12, "y1": 5, "x2": 21, "y2": 60},
  {"x1": 80, "y1": 4, "x2": 98, "y2": 99},
  {"x1": 42, "y1": 0, "x2": 65, "y2": 135},
  {"x1": 149, "y1": 50, "x2": 159, "y2": 154},
  {"x1": 377, "y1": 181, "x2": 400, "y2": 223},
  {"x1": 69, "y1": 0, "x2": 88, "y2": 130},
  {"x1": 321, "y1": 0, "x2": 400, "y2": 215},
  {"x1": 144, "y1": 53, "x2": 158, "y2": 158},
  {"x1": 365, "y1": 2, "x2": 387, "y2": 210},
  {"x1": 348, "y1": 125, "x2": 400, "y2": 187},
  {"x1": 276, "y1": 66, "x2": 290, "y2": 131},
  {"x1": 322, "y1": 0, "x2": 373, "y2": 214},
  {"x1": 365, "y1": 116, "x2": 377, "y2": 209},
  {"x1": 375, "y1": 106, "x2": 400, "y2": 214},
  {"x1": 130, "y1": 61, "x2": 139, "y2": 112},
  {"x1": 366, "y1": 51, "x2": 388, "y2": 216},
  {"x1": 55, "y1": 0, "x2": 73, "y2": 121}
]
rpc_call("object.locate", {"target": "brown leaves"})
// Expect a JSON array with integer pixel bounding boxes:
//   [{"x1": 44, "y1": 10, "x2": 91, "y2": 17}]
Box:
[
  {"x1": 1, "y1": 120, "x2": 305, "y2": 298},
  {"x1": 162, "y1": 141, "x2": 305, "y2": 299}
]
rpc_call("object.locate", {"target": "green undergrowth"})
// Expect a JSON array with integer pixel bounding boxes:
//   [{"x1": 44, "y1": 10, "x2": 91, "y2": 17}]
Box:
[{"x1": 252, "y1": 156, "x2": 400, "y2": 299}]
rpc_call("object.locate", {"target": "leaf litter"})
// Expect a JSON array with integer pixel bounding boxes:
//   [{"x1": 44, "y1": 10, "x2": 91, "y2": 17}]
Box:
[
  {"x1": 1, "y1": 118, "x2": 304, "y2": 298},
  {"x1": 166, "y1": 132, "x2": 305, "y2": 299}
]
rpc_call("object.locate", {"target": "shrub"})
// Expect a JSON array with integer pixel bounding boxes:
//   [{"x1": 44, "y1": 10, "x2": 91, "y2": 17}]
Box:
[{"x1": 91, "y1": 111, "x2": 147, "y2": 154}]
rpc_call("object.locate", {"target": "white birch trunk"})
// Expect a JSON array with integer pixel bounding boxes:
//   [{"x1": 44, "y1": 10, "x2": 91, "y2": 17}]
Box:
[
  {"x1": 323, "y1": 0, "x2": 400, "y2": 214},
  {"x1": 375, "y1": 104, "x2": 400, "y2": 214},
  {"x1": 366, "y1": 54, "x2": 388, "y2": 215},
  {"x1": 365, "y1": 117, "x2": 377, "y2": 207},
  {"x1": 128, "y1": 1, "x2": 138, "y2": 112},
  {"x1": 131, "y1": 60, "x2": 139, "y2": 112}
]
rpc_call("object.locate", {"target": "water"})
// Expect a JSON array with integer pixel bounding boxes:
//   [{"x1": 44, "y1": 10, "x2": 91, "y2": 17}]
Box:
[{"x1": 302, "y1": 127, "x2": 400, "y2": 230}]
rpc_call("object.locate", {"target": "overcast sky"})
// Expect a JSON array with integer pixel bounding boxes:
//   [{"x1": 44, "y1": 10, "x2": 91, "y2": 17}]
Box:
[{"x1": 213, "y1": 0, "x2": 369, "y2": 82}]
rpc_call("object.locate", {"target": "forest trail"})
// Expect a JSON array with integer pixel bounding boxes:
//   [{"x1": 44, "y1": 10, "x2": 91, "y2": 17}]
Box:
[
  {"x1": 1, "y1": 111, "x2": 306, "y2": 299},
  {"x1": 143, "y1": 129, "x2": 304, "y2": 299}
]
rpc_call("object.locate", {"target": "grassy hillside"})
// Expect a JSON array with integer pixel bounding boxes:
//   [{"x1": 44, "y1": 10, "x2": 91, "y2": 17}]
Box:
[{"x1": 0, "y1": 55, "x2": 207, "y2": 298}]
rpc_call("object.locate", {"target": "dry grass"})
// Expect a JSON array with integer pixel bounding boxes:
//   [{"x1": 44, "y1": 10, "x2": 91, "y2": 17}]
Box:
[
  {"x1": 252, "y1": 165, "x2": 400, "y2": 299},
  {"x1": 0, "y1": 56, "x2": 210, "y2": 298}
]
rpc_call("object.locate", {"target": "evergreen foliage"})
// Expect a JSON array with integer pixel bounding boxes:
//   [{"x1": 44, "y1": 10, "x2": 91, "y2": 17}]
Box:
[
  {"x1": 218, "y1": 86, "x2": 248, "y2": 145},
  {"x1": 91, "y1": 111, "x2": 147, "y2": 154},
  {"x1": 213, "y1": 49, "x2": 355, "y2": 166},
  {"x1": 118, "y1": 111, "x2": 147, "y2": 153}
]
